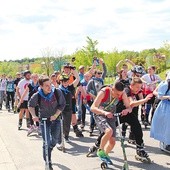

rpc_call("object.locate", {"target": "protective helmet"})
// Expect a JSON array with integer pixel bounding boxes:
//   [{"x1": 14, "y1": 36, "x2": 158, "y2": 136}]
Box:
[{"x1": 131, "y1": 65, "x2": 145, "y2": 75}]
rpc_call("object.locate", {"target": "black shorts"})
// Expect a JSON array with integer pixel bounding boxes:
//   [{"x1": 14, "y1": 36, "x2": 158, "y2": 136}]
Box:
[
  {"x1": 94, "y1": 114, "x2": 116, "y2": 137},
  {"x1": 20, "y1": 101, "x2": 28, "y2": 109}
]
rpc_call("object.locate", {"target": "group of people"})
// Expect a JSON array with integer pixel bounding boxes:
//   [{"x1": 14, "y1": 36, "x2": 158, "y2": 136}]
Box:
[{"x1": 0, "y1": 58, "x2": 170, "y2": 170}]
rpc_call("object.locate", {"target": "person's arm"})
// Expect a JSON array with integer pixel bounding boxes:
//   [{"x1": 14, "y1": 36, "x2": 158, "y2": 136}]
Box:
[
  {"x1": 159, "y1": 95, "x2": 170, "y2": 100},
  {"x1": 125, "y1": 59, "x2": 135, "y2": 67},
  {"x1": 28, "y1": 93, "x2": 39, "y2": 122},
  {"x1": 99, "y1": 58, "x2": 107, "y2": 80},
  {"x1": 86, "y1": 80, "x2": 96, "y2": 100},
  {"x1": 88, "y1": 63, "x2": 96, "y2": 75},
  {"x1": 116, "y1": 60, "x2": 124, "y2": 73},
  {"x1": 129, "y1": 93, "x2": 153, "y2": 108},
  {"x1": 16, "y1": 86, "x2": 21, "y2": 100},
  {"x1": 121, "y1": 92, "x2": 132, "y2": 116},
  {"x1": 71, "y1": 69, "x2": 80, "y2": 87},
  {"x1": 50, "y1": 90, "x2": 66, "y2": 121},
  {"x1": 90, "y1": 89, "x2": 113, "y2": 119},
  {"x1": 19, "y1": 85, "x2": 29, "y2": 104}
]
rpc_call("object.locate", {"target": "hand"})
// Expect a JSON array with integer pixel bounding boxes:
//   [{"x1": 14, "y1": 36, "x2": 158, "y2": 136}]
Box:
[
  {"x1": 32, "y1": 116, "x2": 39, "y2": 122},
  {"x1": 83, "y1": 99, "x2": 87, "y2": 104},
  {"x1": 104, "y1": 111, "x2": 113, "y2": 119},
  {"x1": 145, "y1": 93, "x2": 153, "y2": 101},
  {"x1": 50, "y1": 115, "x2": 57, "y2": 121},
  {"x1": 121, "y1": 109, "x2": 130, "y2": 116},
  {"x1": 99, "y1": 58, "x2": 104, "y2": 65}
]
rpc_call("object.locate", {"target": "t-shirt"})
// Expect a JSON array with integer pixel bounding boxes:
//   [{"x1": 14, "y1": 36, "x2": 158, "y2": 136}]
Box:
[
  {"x1": 81, "y1": 79, "x2": 91, "y2": 101},
  {"x1": 28, "y1": 88, "x2": 66, "y2": 119},
  {"x1": 6, "y1": 80, "x2": 15, "y2": 92},
  {"x1": 127, "y1": 70, "x2": 133, "y2": 79},
  {"x1": 125, "y1": 86, "x2": 141, "y2": 113},
  {"x1": 60, "y1": 84, "x2": 74, "y2": 112},
  {"x1": 28, "y1": 83, "x2": 39, "y2": 100},
  {"x1": 142, "y1": 74, "x2": 161, "y2": 94},
  {"x1": 17, "y1": 79, "x2": 31, "y2": 101},
  {"x1": 14, "y1": 78, "x2": 21, "y2": 87},
  {"x1": 0, "y1": 79, "x2": 7, "y2": 91}
]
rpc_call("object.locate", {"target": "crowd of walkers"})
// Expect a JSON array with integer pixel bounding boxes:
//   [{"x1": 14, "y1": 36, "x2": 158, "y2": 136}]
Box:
[{"x1": 0, "y1": 57, "x2": 170, "y2": 170}]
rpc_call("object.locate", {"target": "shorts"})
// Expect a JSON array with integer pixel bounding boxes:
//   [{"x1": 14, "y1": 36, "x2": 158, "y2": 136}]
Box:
[
  {"x1": 20, "y1": 101, "x2": 28, "y2": 109},
  {"x1": 94, "y1": 114, "x2": 116, "y2": 137}
]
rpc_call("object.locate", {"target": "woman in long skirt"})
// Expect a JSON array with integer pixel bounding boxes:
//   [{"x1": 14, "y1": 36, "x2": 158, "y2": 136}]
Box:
[{"x1": 150, "y1": 72, "x2": 170, "y2": 152}]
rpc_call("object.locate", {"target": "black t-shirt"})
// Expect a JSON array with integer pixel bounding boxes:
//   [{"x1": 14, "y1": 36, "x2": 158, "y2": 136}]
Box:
[
  {"x1": 28, "y1": 83, "x2": 39, "y2": 100},
  {"x1": 125, "y1": 86, "x2": 141, "y2": 114},
  {"x1": 119, "y1": 78, "x2": 130, "y2": 87},
  {"x1": 61, "y1": 84, "x2": 75, "y2": 112},
  {"x1": 14, "y1": 78, "x2": 21, "y2": 87}
]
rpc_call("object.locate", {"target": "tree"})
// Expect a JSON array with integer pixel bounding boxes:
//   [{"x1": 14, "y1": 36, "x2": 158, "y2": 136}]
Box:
[{"x1": 41, "y1": 47, "x2": 55, "y2": 76}]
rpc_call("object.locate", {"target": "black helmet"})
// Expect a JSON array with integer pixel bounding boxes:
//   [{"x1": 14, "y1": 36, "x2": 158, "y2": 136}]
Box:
[
  {"x1": 131, "y1": 65, "x2": 145, "y2": 75},
  {"x1": 23, "y1": 70, "x2": 31, "y2": 77}
]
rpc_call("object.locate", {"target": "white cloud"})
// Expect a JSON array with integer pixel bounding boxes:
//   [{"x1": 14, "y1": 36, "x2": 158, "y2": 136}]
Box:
[{"x1": 0, "y1": 0, "x2": 170, "y2": 60}]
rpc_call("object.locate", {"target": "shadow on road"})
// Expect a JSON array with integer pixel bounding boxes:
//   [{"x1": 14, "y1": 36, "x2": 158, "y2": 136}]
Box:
[
  {"x1": 53, "y1": 163, "x2": 71, "y2": 170},
  {"x1": 111, "y1": 156, "x2": 170, "y2": 170}
]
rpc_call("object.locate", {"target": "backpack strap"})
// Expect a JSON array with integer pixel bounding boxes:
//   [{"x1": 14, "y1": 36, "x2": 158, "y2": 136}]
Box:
[{"x1": 101, "y1": 87, "x2": 110, "y2": 103}]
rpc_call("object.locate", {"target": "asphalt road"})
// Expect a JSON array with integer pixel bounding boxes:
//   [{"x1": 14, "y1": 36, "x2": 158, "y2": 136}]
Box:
[{"x1": 0, "y1": 109, "x2": 170, "y2": 170}]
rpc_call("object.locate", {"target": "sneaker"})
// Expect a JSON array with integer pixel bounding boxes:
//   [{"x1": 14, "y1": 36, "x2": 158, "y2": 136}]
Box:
[
  {"x1": 97, "y1": 149, "x2": 107, "y2": 159},
  {"x1": 56, "y1": 143, "x2": 63, "y2": 150},
  {"x1": 165, "y1": 145, "x2": 170, "y2": 151},
  {"x1": 80, "y1": 123, "x2": 85, "y2": 130},
  {"x1": 65, "y1": 137, "x2": 71, "y2": 143},
  {"x1": 27, "y1": 125, "x2": 36, "y2": 136},
  {"x1": 97, "y1": 149, "x2": 112, "y2": 164}
]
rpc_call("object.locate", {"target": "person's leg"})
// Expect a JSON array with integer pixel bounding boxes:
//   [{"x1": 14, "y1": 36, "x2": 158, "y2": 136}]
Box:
[
  {"x1": 71, "y1": 99, "x2": 83, "y2": 137},
  {"x1": 6, "y1": 92, "x2": 10, "y2": 110},
  {"x1": 105, "y1": 137, "x2": 116, "y2": 155},
  {"x1": 81, "y1": 103, "x2": 86, "y2": 126},
  {"x1": 62, "y1": 111, "x2": 72, "y2": 140},
  {"x1": 40, "y1": 120, "x2": 52, "y2": 162},
  {"x1": 51, "y1": 119, "x2": 61, "y2": 147},
  {"x1": 88, "y1": 101, "x2": 95, "y2": 135},
  {"x1": 0, "y1": 91, "x2": 3, "y2": 109},
  {"x1": 77, "y1": 94, "x2": 82, "y2": 123},
  {"x1": 18, "y1": 108, "x2": 24, "y2": 129},
  {"x1": 11, "y1": 92, "x2": 15, "y2": 110}
]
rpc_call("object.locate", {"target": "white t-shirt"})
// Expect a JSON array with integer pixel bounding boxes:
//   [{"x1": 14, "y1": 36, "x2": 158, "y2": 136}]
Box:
[
  {"x1": 0, "y1": 79, "x2": 7, "y2": 91},
  {"x1": 127, "y1": 70, "x2": 133, "y2": 79},
  {"x1": 17, "y1": 79, "x2": 30, "y2": 101},
  {"x1": 142, "y1": 74, "x2": 161, "y2": 93}
]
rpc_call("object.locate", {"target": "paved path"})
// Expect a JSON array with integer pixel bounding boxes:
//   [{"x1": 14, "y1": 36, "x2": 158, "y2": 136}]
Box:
[{"x1": 0, "y1": 109, "x2": 170, "y2": 170}]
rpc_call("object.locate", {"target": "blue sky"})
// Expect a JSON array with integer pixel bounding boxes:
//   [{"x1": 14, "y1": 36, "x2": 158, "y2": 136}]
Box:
[{"x1": 0, "y1": 0, "x2": 170, "y2": 60}]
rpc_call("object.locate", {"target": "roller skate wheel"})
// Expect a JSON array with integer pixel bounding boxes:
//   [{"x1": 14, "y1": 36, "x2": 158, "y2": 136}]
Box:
[{"x1": 101, "y1": 162, "x2": 107, "y2": 169}]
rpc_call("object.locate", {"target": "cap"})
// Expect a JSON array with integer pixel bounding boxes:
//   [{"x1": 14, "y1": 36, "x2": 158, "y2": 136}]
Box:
[{"x1": 79, "y1": 65, "x2": 85, "y2": 70}]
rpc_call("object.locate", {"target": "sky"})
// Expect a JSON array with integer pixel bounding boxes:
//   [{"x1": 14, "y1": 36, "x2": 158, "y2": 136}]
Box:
[{"x1": 0, "y1": 0, "x2": 170, "y2": 60}]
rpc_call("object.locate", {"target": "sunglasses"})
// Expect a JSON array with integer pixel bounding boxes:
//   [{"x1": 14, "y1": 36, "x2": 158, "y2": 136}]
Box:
[{"x1": 97, "y1": 72, "x2": 102, "y2": 75}]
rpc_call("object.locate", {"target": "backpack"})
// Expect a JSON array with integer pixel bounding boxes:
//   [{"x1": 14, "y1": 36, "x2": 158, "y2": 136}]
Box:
[{"x1": 37, "y1": 88, "x2": 59, "y2": 106}]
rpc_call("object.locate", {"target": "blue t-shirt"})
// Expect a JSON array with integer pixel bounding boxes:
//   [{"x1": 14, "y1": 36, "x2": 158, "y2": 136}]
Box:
[{"x1": 6, "y1": 81, "x2": 15, "y2": 92}]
